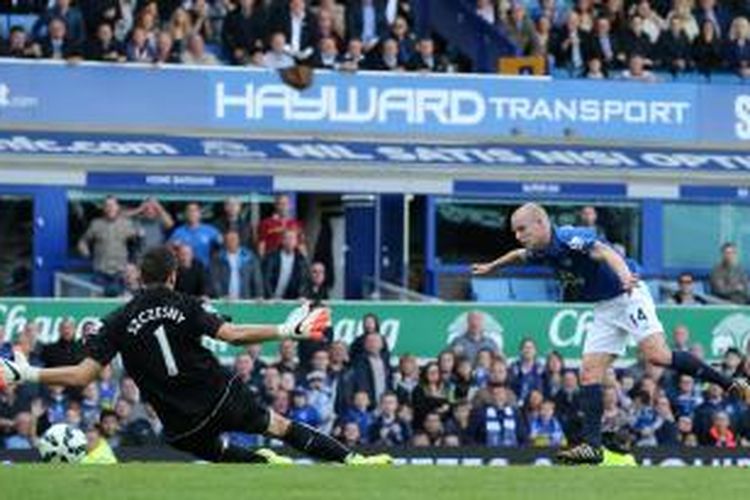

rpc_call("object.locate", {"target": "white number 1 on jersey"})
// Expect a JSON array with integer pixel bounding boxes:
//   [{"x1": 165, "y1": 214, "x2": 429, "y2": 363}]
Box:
[{"x1": 154, "y1": 325, "x2": 179, "y2": 376}]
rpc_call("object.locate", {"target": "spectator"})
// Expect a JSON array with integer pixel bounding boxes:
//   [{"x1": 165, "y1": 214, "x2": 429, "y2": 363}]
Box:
[
  {"x1": 85, "y1": 22, "x2": 126, "y2": 62},
  {"x1": 289, "y1": 389, "x2": 321, "y2": 428},
  {"x1": 577, "y1": 205, "x2": 606, "y2": 239},
  {"x1": 274, "y1": 338, "x2": 298, "y2": 374},
  {"x1": 554, "y1": 369, "x2": 581, "y2": 440},
  {"x1": 476, "y1": 0, "x2": 496, "y2": 24},
  {"x1": 351, "y1": 332, "x2": 393, "y2": 408},
  {"x1": 694, "y1": 383, "x2": 729, "y2": 444},
  {"x1": 710, "y1": 242, "x2": 749, "y2": 303},
  {"x1": 534, "y1": 16, "x2": 553, "y2": 58},
  {"x1": 222, "y1": 0, "x2": 267, "y2": 65},
  {"x1": 412, "y1": 361, "x2": 451, "y2": 430},
  {"x1": 672, "y1": 374, "x2": 703, "y2": 417},
  {"x1": 621, "y1": 54, "x2": 658, "y2": 81},
  {"x1": 341, "y1": 421, "x2": 363, "y2": 447},
  {"x1": 654, "y1": 395, "x2": 679, "y2": 445},
  {"x1": 305, "y1": 370, "x2": 334, "y2": 431},
  {"x1": 445, "y1": 401, "x2": 473, "y2": 445},
  {"x1": 32, "y1": 0, "x2": 86, "y2": 44},
  {"x1": 82, "y1": 424, "x2": 118, "y2": 464},
  {"x1": 271, "y1": 0, "x2": 317, "y2": 59},
  {"x1": 469, "y1": 383, "x2": 526, "y2": 447},
  {"x1": 406, "y1": 37, "x2": 445, "y2": 72},
  {"x1": 35, "y1": 16, "x2": 82, "y2": 59},
  {"x1": 342, "y1": 390, "x2": 374, "y2": 442},
  {"x1": 529, "y1": 400, "x2": 565, "y2": 447},
  {"x1": 346, "y1": 0, "x2": 389, "y2": 54},
  {"x1": 125, "y1": 25, "x2": 156, "y2": 62},
  {"x1": 671, "y1": 324, "x2": 691, "y2": 351},
  {"x1": 510, "y1": 338, "x2": 545, "y2": 402},
  {"x1": 366, "y1": 37, "x2": 402, "y2": 70},
  {"x1": 187, "y1": 0, "x2": 214, "y2": 42},
  {"x1": 708, "y1": 411, "x2": 737, "y2": 447},
  {"x1": 349, "y1": 313, "x2": 391, "y2": 366},
  {"x1": 41, "y1": 318, "x2": 84, "y2": 368},
  {"x1": 77, "y1": 0, "x2": 122, "y2": 40},
  {"x1": 336, "y1": 37, "x2": 365, "y2": 71},
  {"x1": 422, "y1": 412, "x2": 445, "y2": 445},
  {"x1": 272, "y1": 390, "x2": 290, "y2": 416},
  {"x1": 125, "y1": 197, "x2": 174, "y2": 257},
  {"x1": 99, "y1": 408, "x2": 121, "y2": 448},
  {"x1": 668, "y1": 273, "x2": 707, "y2": 305},
  {"x1": 692, "y1": 19, "x2": 723, "y2": 77},
  {"x1": 1, "y1": 26, "x2": 39, "y2": 58},
  {"x1": 370, "y1": 392, "x2": 411, "y2": 445},
  {"x1": 721, "y1": 347, "x2": 743, "y2": 378},
  {"x1": 601, "y1": 385, "x2": 629, "y2": 436},
  {"x1": 694, "y1": 0, "x2": 731, "y2": 38},
  {"x1": 307, "y1": 261, "x2": 330, "y2": 301},
  {"x1": 315, "y1": 4, "x2": 345, "y2": 50},
  {"x1": 257, "y1": 195, "x2": 306, "y2": 258},
  {"x1": 634, "y1": 0, "x2": 667, "y2": 44},
  {"x1": 666, "y1": 0, "x2": 699, "y2": 40},
  {"x1": 503, "y1": 4, "x2": 537, "y2": 56},
  {"x1": 210, "y1": 230, "x2": 263, "y2": 299},
  {"x1": 657, "y1": 16, "x2": 691, "y2": 74},
  {"x1": 553, "y1": 11, "x2": 586, "y2": 74},
  {"x1": 584, "y1": 16, "x2": 621, "y2": 70},
  {"x1": 181, "y1": 33, "x2": 219, "y2": 65},
  {"x1": 389, "y1": 15, "x2": 415, "y2": 65},
  {"x1": 4, "y1": 411, "x2": 36, "y2": 449},
  {"x1": 233, "y1": 353, "x2": 255, "y2": 390},
  {"x1": 727, "y1": 16, "x2": 750, "y2": 77},
  {"x1": 169, "y1": 202, "x2": 222, "y2": 267},
  {"x1": 312, "y1": 35, "x2": 340, "y2": 69},
  {"x1": 676, "y1": 415, "x2": 696, "y2": 445},
  {"x1": 620, "y1": 15, "x2": 655, "y2": 65},
  {"x1": 542, "y1": 351, "x2": 565, "y2": 398},
  {"x1": 395, "y1": 354, "x2": 419, "y2": 405},
  {"x1": 154, "y1": 30, "x2": 180, "y2": 63},
  {"x1": 78, "y1": 196, "x2": 138, "y2": 294},
  {"x1": 173, "y1": 243, "x2": 211, "y2": 297},
  {"x1": 449, "y1": 311, "x2": 500, "y2": 364},
  {"x1": 262, "y1": 31, "x2": 296, "y2": 68},
  {"x1": 453, "y1": 356, "x2": 475, "y2": 401},
  {"x1": 262, "y1": 229, "x2": 311, "y2": 299},
  {"x1": 216, "y1": 197, "x2": 252, "y2": 249}
]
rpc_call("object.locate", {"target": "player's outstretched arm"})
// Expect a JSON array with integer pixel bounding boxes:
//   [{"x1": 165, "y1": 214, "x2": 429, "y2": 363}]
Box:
[
  {"x1": 1, "y1": 352, "x2": 102, "y2": 389},
  {"x1": 216, "y1": 303, "x2": 331, "y2": 346},
  {"x1": 590, "y1": 242, "x2": 638, "y2": 292},
  {"x1": 471, "y1": 248, "x2": 528, "y2": 275}
]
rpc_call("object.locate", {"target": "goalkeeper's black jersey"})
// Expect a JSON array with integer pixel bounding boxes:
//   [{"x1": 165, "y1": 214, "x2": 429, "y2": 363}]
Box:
[{"x1": 85, "y1": 286, "x2": 230, "y2": 435}]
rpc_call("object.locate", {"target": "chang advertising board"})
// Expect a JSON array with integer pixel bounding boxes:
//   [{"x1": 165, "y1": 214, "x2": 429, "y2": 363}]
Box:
[
  {"x1": 2, "y1": 60, "x2": 740, "y2": 144},
  {"x1": 3, "y1": 299, "x2": 750, "y2": 363}
]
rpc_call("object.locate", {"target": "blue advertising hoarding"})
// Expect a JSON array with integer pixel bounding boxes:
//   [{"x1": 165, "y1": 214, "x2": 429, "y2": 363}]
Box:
[{"x1": 1, "y1": 60, "x2": 748, "y2": 144}]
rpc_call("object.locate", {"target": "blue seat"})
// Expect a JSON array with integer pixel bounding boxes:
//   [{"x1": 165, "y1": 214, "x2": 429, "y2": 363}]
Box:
[
  {"x1": 0, "y1": 14, "x2": 38, "y2": 38},
  {"x1": 470, "y1": 277, "x2": 513, "y2": 302},
  {"x1": 509, "y1": 278, "x2": 559, "y2": 302}
]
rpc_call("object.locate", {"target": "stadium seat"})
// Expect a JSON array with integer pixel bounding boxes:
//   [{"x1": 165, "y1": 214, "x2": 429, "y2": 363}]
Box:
[
  {"x1": 0, "y1": 14, "x2": 37, "y2": 38},
  {"x1": 470, "y1": 277, "x2": 513, "y2": 302},
  {"x1": 509, "y1": 278, "x2": 559, "y2": 302}
]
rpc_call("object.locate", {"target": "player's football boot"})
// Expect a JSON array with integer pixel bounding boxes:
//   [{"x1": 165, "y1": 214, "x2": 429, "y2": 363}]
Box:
[
  {"x1": 556, "y1": 443, "x2": 604, "y2": 465},
  {"x1": 344, "y1": 453, "x2": 394, "y2": 466},
  {"x1": 254, "y1": 448, "x2": 294, "y2": 465},
  {"x1": 728, "y1": 378, "x2": 750, "y2": 404}
]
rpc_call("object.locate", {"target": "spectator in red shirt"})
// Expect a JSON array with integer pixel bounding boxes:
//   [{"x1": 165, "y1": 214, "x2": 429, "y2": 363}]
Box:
[{"x1": 257, "y1": 194, "x2": 306, "y2": 257}]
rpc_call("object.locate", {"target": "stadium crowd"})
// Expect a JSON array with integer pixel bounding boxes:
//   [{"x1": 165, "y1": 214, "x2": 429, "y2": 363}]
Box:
[
  {"x1": 1, "y1": 0, "x2": 749, "y2": 78},
  {"x1": 2, "y1": 308, "x2": 750, "y2": 451}
]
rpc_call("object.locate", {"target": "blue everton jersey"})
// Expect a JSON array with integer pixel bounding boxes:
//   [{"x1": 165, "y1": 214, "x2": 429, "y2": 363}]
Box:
[{"x1": 525, "y1": 226, "x2": 640, "y2": 302}]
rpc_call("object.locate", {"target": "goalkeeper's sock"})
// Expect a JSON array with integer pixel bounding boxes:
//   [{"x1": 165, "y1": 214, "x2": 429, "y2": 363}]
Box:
[{"x1": 283, "y1": 421, "x2": 350, "y2": 463}]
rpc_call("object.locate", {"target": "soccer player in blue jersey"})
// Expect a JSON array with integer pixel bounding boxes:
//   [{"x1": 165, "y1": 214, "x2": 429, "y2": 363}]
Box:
[{"x1": 473, "y1": 203, "x2": 750, "y2": 465}]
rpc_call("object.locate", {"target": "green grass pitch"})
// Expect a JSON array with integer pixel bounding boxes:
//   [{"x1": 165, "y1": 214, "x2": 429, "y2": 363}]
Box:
[{"x1": 1, "y1": 464, "x2": 749, "y2": 500}]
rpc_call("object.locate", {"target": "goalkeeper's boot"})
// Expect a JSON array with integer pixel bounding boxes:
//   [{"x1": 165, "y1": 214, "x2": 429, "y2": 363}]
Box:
[
  {"x1": 345, "y1": 453, "x2": 394, "y2": 466},
  {"x1": 254, "y1": 448, "x2": 294, "y2": 465},
  {"x1": 601, "y1": 448, "x2": 637, "y2": 467},
  {"x1": 556, "y1": 443, "x2": 604, "y2": 465}
]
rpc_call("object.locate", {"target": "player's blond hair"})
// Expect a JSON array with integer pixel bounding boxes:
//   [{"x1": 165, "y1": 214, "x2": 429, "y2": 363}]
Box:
[{"x1": 512, "y1": 203, "x2": 550, "y2": 228}]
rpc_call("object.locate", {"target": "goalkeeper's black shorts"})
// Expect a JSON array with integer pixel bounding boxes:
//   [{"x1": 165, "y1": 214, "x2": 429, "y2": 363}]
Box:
[{"x1": 166, "y1": 375, "x2": 271, "y2": 461}]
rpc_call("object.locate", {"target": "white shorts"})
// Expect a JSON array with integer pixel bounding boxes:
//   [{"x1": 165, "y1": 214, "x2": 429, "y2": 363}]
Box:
[{"x1": 583, "y1": 282, "x2": 664, "y2": 356}]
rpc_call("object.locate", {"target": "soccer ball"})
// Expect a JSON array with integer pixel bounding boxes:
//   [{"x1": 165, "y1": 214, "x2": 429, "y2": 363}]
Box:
[{"x1": 37, "y1": 424, "x2": 87, "y2": 463}]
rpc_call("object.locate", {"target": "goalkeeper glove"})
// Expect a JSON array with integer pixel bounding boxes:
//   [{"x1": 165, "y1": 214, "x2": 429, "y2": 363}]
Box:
[
  {"x1": 0, "y1": 350, "x2": 39, "y2": 390},
  {"x1": 277, "y1": 303, "x2": 331, "y2": 341}
]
